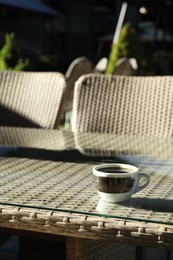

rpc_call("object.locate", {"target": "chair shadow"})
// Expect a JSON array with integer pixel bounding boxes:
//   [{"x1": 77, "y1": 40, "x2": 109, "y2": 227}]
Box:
[
  {"x1": 118, "y1": 197, "x2": 173, "y2": 213},
  {"x1": 0, "y1": 105, "x2": 41, "y2": 128}
]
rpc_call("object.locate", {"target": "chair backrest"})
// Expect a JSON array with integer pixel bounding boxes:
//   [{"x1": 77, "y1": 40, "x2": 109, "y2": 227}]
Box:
[
  {"x1": 61, "y1": 57, "x2": 94, "y2": 112},
  {"x1": 0, "y1": 71, "x2": 66, "y2": 128},
  {"x1": 94, "y1": 57, "x2": 108, "y2": 74},
  {"x1": 113, "y1": 57, "x2": 138, "y2": 76},
  {"x1": 72, "y1": 74, "x2": 173, "y2": 136}
]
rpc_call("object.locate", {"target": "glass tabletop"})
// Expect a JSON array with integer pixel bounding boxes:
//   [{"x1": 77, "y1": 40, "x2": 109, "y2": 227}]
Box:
[{"x1": 0, "y1": 126, "x2": 173, "y2": 226}]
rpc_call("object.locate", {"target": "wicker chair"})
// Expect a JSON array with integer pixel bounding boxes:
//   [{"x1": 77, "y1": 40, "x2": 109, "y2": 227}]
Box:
[
  {"x1": 113, "y1": 57, "x2": 138, "y2": 75},
  {"x1": 0, "y1": 71, "x2": 66, "y2": 128},
  {"x1": 72, "y1": 73, "x2": 173, "y2": 259},
  {"x1": 72, "y1": 74, "x2": 173, "y2": 136},
  {"x1": 61, "y1": 57, "x2": 94, "y2": 113},
  {"x1": 94, "y1": 57, "x2": 108, "y2": 74},
  {"x1": 59, "y1": 57, "x2": 94, "y2": 128}
]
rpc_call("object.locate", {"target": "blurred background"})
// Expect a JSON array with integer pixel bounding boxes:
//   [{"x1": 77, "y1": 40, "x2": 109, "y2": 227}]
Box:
[{"x1": 0, "y1": 0, "x2": 172, "y2": 74}]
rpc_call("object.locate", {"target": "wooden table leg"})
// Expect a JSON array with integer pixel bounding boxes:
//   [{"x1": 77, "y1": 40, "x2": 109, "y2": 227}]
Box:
[{"x1": 66, "y1": 237, "x2": 136, "y2": 260}]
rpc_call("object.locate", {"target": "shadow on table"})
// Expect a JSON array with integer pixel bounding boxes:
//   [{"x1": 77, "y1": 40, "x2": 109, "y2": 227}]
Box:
[
  {"x1": 96, "y1": 197, "x2": 173, "y2": 217},
  {"x1": 119, "y1": 197, "x2": 173, "y2": 213},
  {"x1": 0, "y1": 147, "x2": 130, "y2": 163}
]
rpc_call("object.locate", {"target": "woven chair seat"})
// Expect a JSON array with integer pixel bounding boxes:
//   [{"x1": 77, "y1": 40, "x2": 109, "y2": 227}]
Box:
[
  {"x1": 61, "y1": 57, "x2": 94, "y2": 113},
  {"x1": 72, "y1": 74, "x2": 173, "y2": 136},
  {"x1": 0, "y1": 71, "x2": 66, "y2": 128}
]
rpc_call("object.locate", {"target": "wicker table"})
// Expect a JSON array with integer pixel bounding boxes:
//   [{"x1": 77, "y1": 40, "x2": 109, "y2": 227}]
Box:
[{"x1": 0, "y1": 127, "x2": 173, "y2": 259}]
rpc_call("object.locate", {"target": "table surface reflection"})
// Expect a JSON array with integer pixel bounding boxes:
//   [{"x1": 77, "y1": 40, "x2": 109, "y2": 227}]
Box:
[
  {"x1": 0, "y1": 127, "x2": 173, "y2": 249},
  {"x1": 0, "y1": 127, "x2": 173, "y2": 250}
]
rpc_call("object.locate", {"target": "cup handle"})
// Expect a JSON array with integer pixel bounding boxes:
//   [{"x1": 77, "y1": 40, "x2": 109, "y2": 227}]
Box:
[{"x1": 134, "y1": 173, "x2": 150, "y2": 193}]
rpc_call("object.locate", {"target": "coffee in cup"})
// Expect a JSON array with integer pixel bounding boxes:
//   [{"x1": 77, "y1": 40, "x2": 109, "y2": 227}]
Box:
[{"x1": 93, "y1": 163, "x2": 150, "y2": 203}]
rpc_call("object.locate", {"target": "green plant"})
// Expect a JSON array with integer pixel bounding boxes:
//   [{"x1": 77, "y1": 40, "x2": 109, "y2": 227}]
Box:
[
  {"x1": 0, "y1": 32, "x2": 30, "y2": 71},
  {"x1": 105, "y1": 23, "x2": 143, "y2": 74}
]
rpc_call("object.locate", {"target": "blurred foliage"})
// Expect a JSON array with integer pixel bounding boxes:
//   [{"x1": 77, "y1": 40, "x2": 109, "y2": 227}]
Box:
[
  {"x1": 0, "y1": 32, "x2": 30, "y2": 71},
  {"x1": 105, "y1": 23, "x2": 143, "y2": 74}
]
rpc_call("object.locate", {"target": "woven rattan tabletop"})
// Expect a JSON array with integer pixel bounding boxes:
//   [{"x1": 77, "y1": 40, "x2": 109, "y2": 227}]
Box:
[{"x1": 0, "y1": 127, "x2": 173, "y2": 249}]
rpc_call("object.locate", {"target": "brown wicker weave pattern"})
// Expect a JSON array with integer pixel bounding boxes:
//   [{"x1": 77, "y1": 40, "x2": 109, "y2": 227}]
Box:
[
  {"x1": 66, "y1": 238, "x2": 136, "y2": 260},
  {"x1": 74, "y1": 132, "x2": 173, "y2": 160},
  {"x1": 0, "y1": 157, "x2": 173, "y2": 249},
  {"x1": 1, "y1": 127, "x2": 173, "y2": 160},
  {"x1": 1, "y1": 129, "x2": 173, "y2": 250},
  {"x1": 0, "y1": 127, "x2": 75, "y2": 149},
  {"x1": 0, "y1": 71, "x2": 66, "y2": 128},
  {"x1": 1, "y1": 204, "x2": 173, "y2": 249},
  {"x1": 72, "y1": 74, "x2": 173, "y2": 136},
  {"x1": 0, "y1": 156, "x2": 173, "y2": 224}
]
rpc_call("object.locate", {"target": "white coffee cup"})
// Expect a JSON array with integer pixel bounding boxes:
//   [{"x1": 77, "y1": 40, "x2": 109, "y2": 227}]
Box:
[{"x1": 93, "y1": 163, "x2": 150, "y2": 203}]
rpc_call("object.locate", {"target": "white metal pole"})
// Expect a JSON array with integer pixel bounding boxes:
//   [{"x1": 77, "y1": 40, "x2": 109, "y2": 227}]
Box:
[{"x1": 113, "y1": 2, "x2": 128, "y2": 44}]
